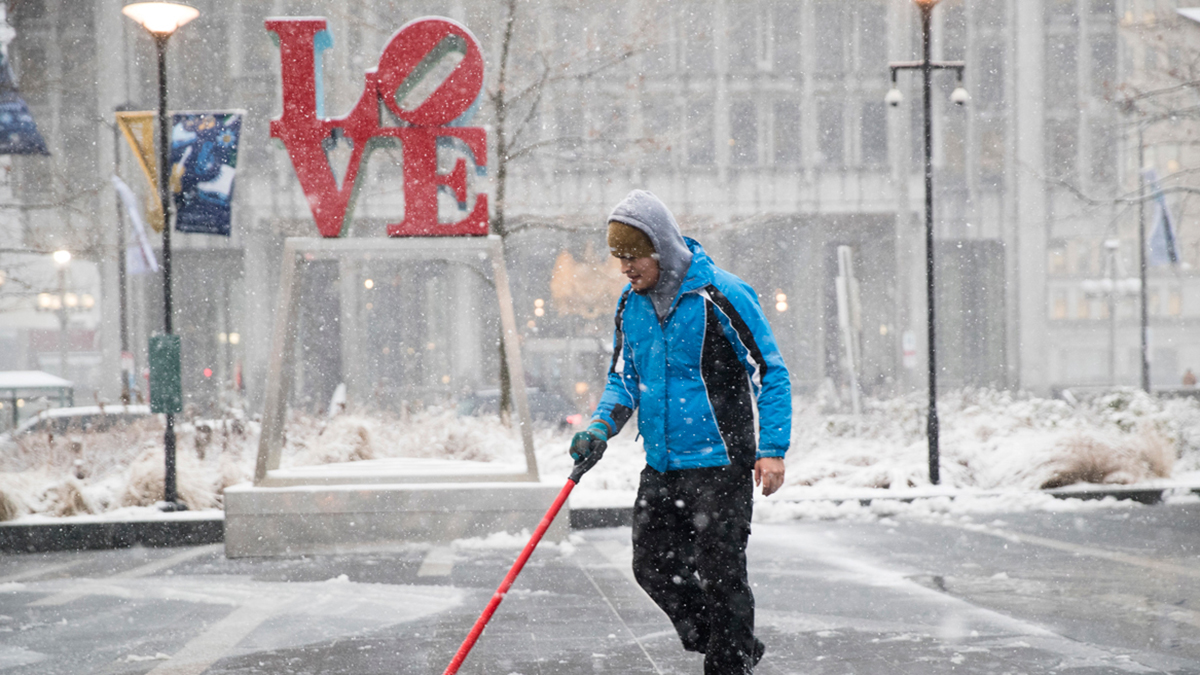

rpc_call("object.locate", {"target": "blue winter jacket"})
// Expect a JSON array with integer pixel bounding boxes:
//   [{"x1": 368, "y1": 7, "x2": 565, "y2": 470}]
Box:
[{"x1": 593, "y1": 238, "x2": 792, "y2": 472}]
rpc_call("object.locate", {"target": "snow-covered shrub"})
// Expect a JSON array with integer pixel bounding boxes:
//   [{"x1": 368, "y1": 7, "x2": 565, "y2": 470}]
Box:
[
  {"x1": 0, "y1": 483, "x2": 24, "y2": 521},
  {"x1": 290, "y1": 416, "x2": 376, "y2": 466},
  {"x1": 119, "y1": 447, "x2": 221, "y2": 511},
  {"x1": 42, "y1": 478, "x2": 98, "y2": 517},
  {"x1": 1037, "y1": 428, "x2": 1174, "y2": 489}
]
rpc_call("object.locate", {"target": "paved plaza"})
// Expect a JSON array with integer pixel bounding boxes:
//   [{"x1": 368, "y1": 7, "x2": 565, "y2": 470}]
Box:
[{"x1": 2, "y1": 502, "x2": 1199, "y2": 674}]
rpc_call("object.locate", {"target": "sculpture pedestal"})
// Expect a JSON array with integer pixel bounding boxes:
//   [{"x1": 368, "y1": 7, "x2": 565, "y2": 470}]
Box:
[{"x1": 224, "y1": 461, "x2": 565, "y2": 557}]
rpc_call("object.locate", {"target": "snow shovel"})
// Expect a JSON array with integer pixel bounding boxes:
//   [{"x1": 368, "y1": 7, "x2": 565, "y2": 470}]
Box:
[{"x1": 441, "y1": 458, "x2": 595, "y2": 675}]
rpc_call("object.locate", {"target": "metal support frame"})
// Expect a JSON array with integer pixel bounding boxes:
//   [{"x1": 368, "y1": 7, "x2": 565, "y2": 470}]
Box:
[
  {"x1": 1137, "y1": 124, "x2": 1150, "y2": 393},
  {"x1": 888, "y1": 0, "x2": 965, "y2": 486},
  {"x1": 254, "y1": 235, "x2": 539, "y2": 486}
]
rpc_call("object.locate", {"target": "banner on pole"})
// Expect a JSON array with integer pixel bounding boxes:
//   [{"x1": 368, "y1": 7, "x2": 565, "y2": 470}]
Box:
[
  {"x1": 1143, "y1": 169, "x2": 1180, "y2": 267},
  {"x1": 111, "y1": 175, "x2": 159, "y2": 275},
  {"x1": 115, "y1": 111, "x2": 164, "y2": 232},
  {"x1": 170, "y1": 111, "x2": 243, "y2": 236},
  {"x1": 0, "y1": 6, "x2": 48, "y2": 156}
]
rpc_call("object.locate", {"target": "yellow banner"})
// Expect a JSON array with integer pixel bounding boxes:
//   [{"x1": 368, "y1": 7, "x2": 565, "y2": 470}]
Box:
[{"x1": 115, "y1": 111, "x2": 164, "y2": 232}]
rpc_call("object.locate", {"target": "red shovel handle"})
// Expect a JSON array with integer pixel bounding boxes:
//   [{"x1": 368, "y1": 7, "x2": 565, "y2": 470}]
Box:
[{"x1": 442, "y1": 478, "x2": 577, "y2": 675}]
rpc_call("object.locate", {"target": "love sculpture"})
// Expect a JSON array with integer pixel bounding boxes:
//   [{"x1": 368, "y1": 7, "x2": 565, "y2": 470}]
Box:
[{"x1": 266, "y1": 16, "x2": 488, "y2": 237}]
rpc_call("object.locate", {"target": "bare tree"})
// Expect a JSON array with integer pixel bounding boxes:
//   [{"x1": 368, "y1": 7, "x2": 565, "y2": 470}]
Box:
[{"x1": 483, "y1": 0, "x2": 642, "y2": 421}]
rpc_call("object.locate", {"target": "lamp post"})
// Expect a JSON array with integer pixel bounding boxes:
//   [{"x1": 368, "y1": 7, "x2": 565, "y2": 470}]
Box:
[
  {"x1": 1080, "y1": 240, "x2": 1140, "y2": 386},
  {"x1": 886, "y1": 0, "x2": 967, "y2": 485},
  {"x1": 1136, "y1": 123, "x2": 1150, "y2": 393},
  {"x1": 52, "y1": 249, "x2": 71, "y2": 382},
  {"x1": 37, "y1": 250, "x2": 95, "y2": 387},
  {"x1": 122, "y1": 1, "x2": 198, "y2": 511}
]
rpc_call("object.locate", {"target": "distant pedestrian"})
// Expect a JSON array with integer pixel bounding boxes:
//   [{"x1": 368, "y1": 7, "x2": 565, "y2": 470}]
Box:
[
  {"x1": 1184, "y1": 368, "x2": 1197, "y2": 387},
  {"x1": 568, "y1": 190, "x2": 791, "y2": 674}
]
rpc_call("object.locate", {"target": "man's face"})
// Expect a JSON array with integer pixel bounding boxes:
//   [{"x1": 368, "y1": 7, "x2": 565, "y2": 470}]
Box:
[{"x1": 618, "y1": 255, "x2": 660, "y2": 291}]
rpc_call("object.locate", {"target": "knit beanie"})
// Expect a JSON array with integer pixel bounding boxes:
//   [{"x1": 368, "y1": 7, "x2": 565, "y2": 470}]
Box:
[{"x1": 607, "y1": 221, "x2": 657, "y2": 259}]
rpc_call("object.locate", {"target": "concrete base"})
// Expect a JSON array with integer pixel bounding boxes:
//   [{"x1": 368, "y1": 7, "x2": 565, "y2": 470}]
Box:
[
  {"x1": 0, "y1": 516, "x2": 223, "y2": 554},
  {"x1": 223, "y1": 481, "x2": 567, "y2": 558}
]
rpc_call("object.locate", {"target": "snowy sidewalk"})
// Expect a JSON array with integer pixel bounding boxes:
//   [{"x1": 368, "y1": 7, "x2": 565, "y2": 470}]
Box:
[{"x1": 4, "y1": 505, "x2": 1200, "y2": 673}]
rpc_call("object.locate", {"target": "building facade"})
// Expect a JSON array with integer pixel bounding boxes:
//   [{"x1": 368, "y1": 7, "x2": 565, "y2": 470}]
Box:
[{"x1": 2, "y1": 0, "x2": 1198, "y2": 424}]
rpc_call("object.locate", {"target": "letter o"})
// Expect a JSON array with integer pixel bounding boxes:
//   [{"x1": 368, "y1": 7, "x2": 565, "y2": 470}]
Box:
[{"x1": 375, "y1": 17, "x2": 485, "y2": 127}]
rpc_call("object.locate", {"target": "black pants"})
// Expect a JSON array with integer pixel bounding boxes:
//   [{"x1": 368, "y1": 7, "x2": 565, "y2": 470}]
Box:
[{"x1": 632, "y1": 463, "x2": 757, "y2": 674}]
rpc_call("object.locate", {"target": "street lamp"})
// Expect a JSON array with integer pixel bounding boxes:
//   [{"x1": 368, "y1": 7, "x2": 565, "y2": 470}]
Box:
[
  {"x1": 122, "y1": 1, "x2": 198, "y2": 511},
  {"x1": 53, "y1": 250, "x2": 71, "y2": 382},
  {"x1": 886, "y1": 0, "x2": 966, "y2": 485},
  {"x1": 1080, "y1": 239, "x2": 1140, "y2": 386}
]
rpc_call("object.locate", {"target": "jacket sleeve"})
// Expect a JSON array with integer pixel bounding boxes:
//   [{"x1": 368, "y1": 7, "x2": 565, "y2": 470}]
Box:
[
  {"x1": 592, "y1": 290, "x2": 638, "y2": 437},
  {"x1": 706, "y1": 280, "x2": 792, "y2": 459}
]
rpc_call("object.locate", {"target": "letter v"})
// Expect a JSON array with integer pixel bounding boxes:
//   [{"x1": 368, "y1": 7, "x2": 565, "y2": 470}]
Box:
[{"x1": 267, "y1": 18, "x2": 380, "y2": 237}]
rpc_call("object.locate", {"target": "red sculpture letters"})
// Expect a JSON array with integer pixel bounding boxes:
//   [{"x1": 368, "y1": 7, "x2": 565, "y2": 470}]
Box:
[{"x1": 267, "y1": 17, "x2": 488, "y2": 237}]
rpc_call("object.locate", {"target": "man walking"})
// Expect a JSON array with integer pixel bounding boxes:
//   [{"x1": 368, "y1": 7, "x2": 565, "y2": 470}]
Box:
[{"x1": 570, "y1": 190, "x2": 791, "y2": 674}]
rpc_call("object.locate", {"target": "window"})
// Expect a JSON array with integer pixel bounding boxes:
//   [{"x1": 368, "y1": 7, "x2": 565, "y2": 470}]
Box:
[
  {"x1": 1144, "y1": 46, "x2": 1158, "y2": 73},
  {"x1": 1045, "y1": 118, "x2": 1078, "y2": 179},
  {"x1": 683, "y1": 7, "x2": 715, "y2": 74},
  {"x1": 977, "y1": 43, "x2": 1006, "y2": 110},
  {"x1": 980, "y1": 128, "x2": 1006, "y2": 185},
  {"x1": 555, "y1": 100, "x2": 583, "y2": 161},
  {"x1": 642, "y1": 99, "x2": 675, "y2": 168},
  {"x1": 1049, "y1": 243, "x2": 1067, "y2": 274},
  {"x1": 818, "y1": 101, "x2": 844, "y2": 167},
  {"x1": 1077, "y1": 295, "x2": 1091, "y2": 319},
  {"x1": 1045, "y1": 35, "x2": 1078, "y2": 109},
  {"x1": 977, "y1": 0, "x2": 1007, "y2": 27},
  {"x1": 1090, "y1": 33, "x2": 1116, "y2": 96},
  {"x1": 643, "y1": 5, "x2": 675, "y2": 72},
  {"x1": 1073, "y1": 239, "x2": 1094, "y2": 275},
  {"x1": 773, "y1": 100, "x2": 801, "y2": 165},
  {"x1": 944, "y1": 120, "x2": 966, "y2": 178},
  {"x1": 860, "y1": 102, "x2": 888, "y2": 166},
  {"x1": 1089, "y1": 122, "x2": 1115, "y2": 185},
  {"x1": 774, "y1": 1, "x2": 802, "y2": 75},
  {"x1": 1052, "y1": 291, "x2": 1069, "y2": 319},
  {"x1": 15, "y1": 46, "x2": 46, "y2": 105},
  {"x1": 814, "y1": 1, "x2": 844, "y2": 78},
  {"x1": 857, "y1": 2, "x2": 887, "y2": 72},
  {"x1": 593, "y1": 102, "x2": 626, "y2": 155},
  {"x1": 15, "y1": 0, "x2": 46, "y2": 20},
  {"x1": 942, "y1": 0, "x2": 967, "y2": 61},
  {"x1": 910, "y1": 99, "x2": 923, "y2": 172},
  {"x1": 1046, "y1": 0, "x2": 1078, "y2": 23},
  {"x1": 730, "y1": 8, "x2": 760, "y2": 72},
  {"x1": 1169, "y1": 289, "x2": 1183, "y2": 316},
  {"x1": 687, "y1": 99, "x2": 715, "y2": 166},
  {"x1": 730, "y1": 101, "x2": 757, "y2": 166}
]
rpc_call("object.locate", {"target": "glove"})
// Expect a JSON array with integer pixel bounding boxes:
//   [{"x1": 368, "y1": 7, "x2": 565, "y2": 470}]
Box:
[{"x1": 569, "y1": 421, "x2": 609, "y2": 481}]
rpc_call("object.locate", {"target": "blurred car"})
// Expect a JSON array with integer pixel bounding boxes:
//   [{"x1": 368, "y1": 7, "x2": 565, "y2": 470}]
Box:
[
  {"x1": 3, "y1": 404, "x2": 153, "y2": 441},
  {"x1": 456, "y1": 388, "x2": 581, "y2": 430}
]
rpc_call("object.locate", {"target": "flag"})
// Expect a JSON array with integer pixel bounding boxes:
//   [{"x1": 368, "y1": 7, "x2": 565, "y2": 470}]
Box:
[
  {"x1": 112, "y1": 175, "x2": 159, "y2": 275},
  {"x1": 116, "y1": 111, "x2": 164, "y2": 232},
  {"x1": 170, "y1": 111, "x2": 243, "y2": 236},
  {"x1": 1143, "y1": 168, "x2": 1180, "y2": 267}
]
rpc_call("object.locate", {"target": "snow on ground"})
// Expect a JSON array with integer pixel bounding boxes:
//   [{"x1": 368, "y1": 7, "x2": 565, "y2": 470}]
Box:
[{"x1": 1, "y1": 388, "x2": 1198, "y2": 523}]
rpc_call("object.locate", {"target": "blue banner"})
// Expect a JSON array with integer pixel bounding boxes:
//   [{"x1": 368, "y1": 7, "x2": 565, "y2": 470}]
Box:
[
  {"x1": 0, "y1": 51, "x2": 48, "y2": 155},
  {"x1": 170, "y1": 112, "x2": 242, "y2": 235}
]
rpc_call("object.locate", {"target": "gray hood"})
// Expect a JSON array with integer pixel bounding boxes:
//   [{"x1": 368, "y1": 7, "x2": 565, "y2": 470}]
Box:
[{"x1": 608, "y1": 190, "x2": 693, "y2": 320}]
